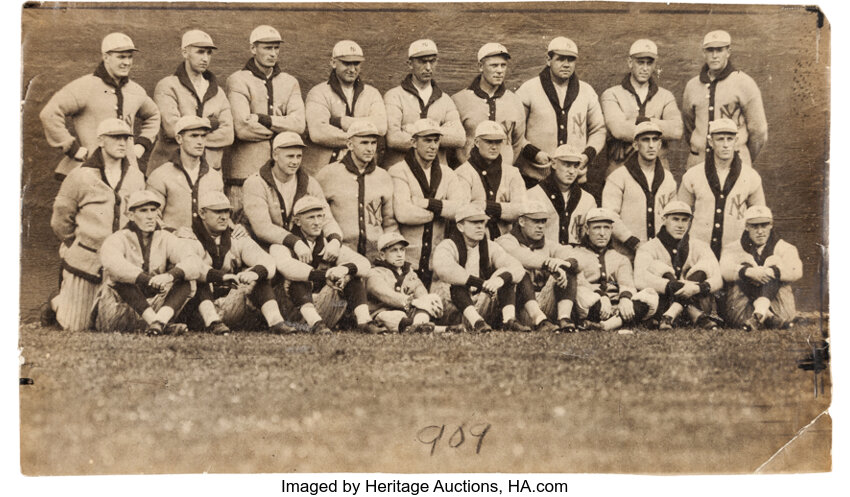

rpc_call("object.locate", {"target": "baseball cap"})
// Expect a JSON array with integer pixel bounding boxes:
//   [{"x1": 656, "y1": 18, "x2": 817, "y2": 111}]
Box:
[
  {"x1": 377, "y1": 232, "x2": 410, "y2": 252},
  {"x1": 333, "y1": 40, "x2": 365, "y2": 62},
  {"x1": 708, "y1": 118, "x2": 738, "y2": 135},
  {"x1": 96, "y1": 118, "x2": 133, "y2": 137},
  {"x1": 552, "y1": 144, "x2": 584, "y2": 162},
  {"x1": 273, "y1": 132, "x2": 306, "y2": 149},
  {"x1": 175, "y1": 115, "x2": 211, "y2": 134},
  {"x1": 703, "y1": 30, "x2": 731, "y2": 48},
  {"x1": 456, "y1": 204, "x2": 489, "y2": 223},
  {"x1": 547, "y1": 37, "x2": 578, "y2": 57},
  {"x1": 521, "y1": 200, "x2": 550, "y2": 220},
  {"x1": 127, "y1": 190, "x2": 161, "y2": 210},
  {"x1": 633, "y1": 120, "x2": 663, "y2": 140},
  {"x1": 477, "y1": 42, "x2": 510, "y2": 62},
  {"x1": 662, "y1": 200, "x2": 693, "y2": 217},
  {"x1": 410, "y1": 118, "x2": 443, "y2": 137},
  {"x1": 198, "y1": 191, "x2": 231, "y2": 211},
  {"x1": 629, "y1": 39, "x2": 658, "y2": 58},
  {"x1": 101, "y1": 33, "x2": 138, "y2": 53},
  {"x1": 292, "y1": 196, "x2": 325, "y2": 217},
  {"x1": 347, "y1": 120, "x2": 381, "y2": 138},
  {"x1": 182, "y1": 29, "x2": 217, "y2": 49},
  {"x1": 474, "y1": 120, "x2": 507, "y2": 140},
  {"x1": 585, "y1": 207, "x2": 617, "y2": 224},
  {"x1": 408, "y1": 39, "x2": 438, "y2": 59},
  {"x1": 744, "y1": 205, "x2": 773, "y2": 224},
  {"x1": 250, "y1": 25, "x2": 282, "y2": 44}
]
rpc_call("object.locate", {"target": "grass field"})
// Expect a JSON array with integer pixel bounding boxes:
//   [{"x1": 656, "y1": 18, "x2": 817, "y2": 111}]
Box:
[{"x1": 19, "y1": 318, "x2": 831, "y2": 475}]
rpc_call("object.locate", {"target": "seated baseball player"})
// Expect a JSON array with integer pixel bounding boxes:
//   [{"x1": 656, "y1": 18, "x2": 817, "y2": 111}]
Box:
[
  {"x1": 96, "y1": 190, "x2": 203, "y2": 335},
  {"x1": 720, "y1": 206, "x2": 802, "y2": 330},
  {"x1": 366, "y1": 232, "x2": 446, "y2": 333},
  {"x1": 274, "y1": 196, "x2": 387, "y2": 334},
  {"x1": 634, "y1": 201, "x2": 722, "y2": 330},
  {"x1": 495, "y1": 200, "x2": 579, "y2": 333},
  {"x1": 454, "y1": 120, "x2": 527, "y2": 238},
  {"x1": 432, "y1": 204, "x2": 531, "y2": 333},
  {"x1": 572, "y1": 208, "x2": 659, "y2": 331},
  {"x1": 180, "y1": 191, "x2": 296, "y2": 335},
  {"x1": 525, "y1": 144, "x2": 597, "y2": 245}
]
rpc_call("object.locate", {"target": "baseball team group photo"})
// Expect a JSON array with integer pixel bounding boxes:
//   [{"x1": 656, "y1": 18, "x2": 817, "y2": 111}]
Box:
[{"x1": 18, "y1": 2, "x2": 830, "y2": 476}]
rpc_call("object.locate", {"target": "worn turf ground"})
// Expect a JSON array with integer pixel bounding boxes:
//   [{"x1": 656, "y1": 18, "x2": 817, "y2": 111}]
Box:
[{"x1": 19, "y1": 319, "x2": 830, "y2": 475}]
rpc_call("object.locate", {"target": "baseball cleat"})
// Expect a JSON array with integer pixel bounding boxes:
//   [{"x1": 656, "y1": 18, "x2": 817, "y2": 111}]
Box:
[
  {"x1": 695, "y1": 314, "x2": 718, "y2": 331},
  {"x1": 503, "y1": 319, "x2": 532, "y2": 332},
  {"x1": 407, "y1": 323, "x2": 435, "y2": 334},
  {"x1": 309, "y1": 321, "x2": 332, "y2": 335},
  {"x1": 471, "y1": 319, "x2": 492, "y2": 333},
  {"x1": 145, "y1": 321, "x2": 165, "y2": 336},
  {"x1": 356, "y1": 321, "x2": 387, "y2": 334},
  {"x1": 557, "y1": 318, "x2": 577, "y2": 333},
  {"x1": 39, "y1": 301, "x2": 57, "y2": 327},
  {"x1": 207, "y1": 320, "x2": 230, "y2": 335},
  {"x1": 164, "y1": 323, "x2": 188, "y2": 335},
  {"x1": 535, "y1": 320, "x2": 560, "y2": 333},
  {"x1": 658, "y1": 315, "x2": 674, "y2": 330},
  {"x1": 270, "y1": 321, "x2": 298, "y2": 335},
  {"x1": 742, "y1": 315, "x2": 760, "y2": 332}
]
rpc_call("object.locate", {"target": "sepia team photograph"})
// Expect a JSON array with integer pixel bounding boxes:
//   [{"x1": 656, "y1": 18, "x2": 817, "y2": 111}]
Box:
[{"x1": 10, "y1": 0, "x2": 843, "y2": 494}]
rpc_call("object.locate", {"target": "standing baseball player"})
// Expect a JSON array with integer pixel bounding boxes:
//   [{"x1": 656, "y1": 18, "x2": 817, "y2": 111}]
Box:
[
  {"x1": 366, "y1": 232, "x2": 446, "y2": 333},
  {"x1": 451, "y1": 42, "x2": 527, "y2": 168},
  {"x1": 572, "y1": 208, "x2": 659, "y2": 331},
  {"x1": 682, "y1": 30, "x2": 768, "y2": 168},
  {"x1": 495, "y1": 201, "x2": 580, "y2": 333},
  {"x1": 388, "y1": 118, "x2": 469, "y2": 287},
  {"x1": 720, "y1": 206, "x2": 802, "y2": 330},
  {"x1": 525, "y1": 144, "x2": 597, "y2": 246},
  {"x1": 149, "y1": 29, "x2": 234, "y2": 174},
  {"x1": 273, "y1": 196, "x2": 387, "y2": 334},
  {"x1": 302, "y1": 40, "x2": 387, "y2": 176},
  {"x1": 45, "y1": 118, "x2": 147, "y2": 331},
  {"x1": 678, "y1": 118, "x2": 765, "y2": 259},
  {"x1": 382, "y1": 39, "x2": 465, "y2": 168},
  {"x1": 146, "y1": 116, "x2": 224, "y2": 230},
  {"x1": 634, "y1": 201, "x2": 722, "y2": 330},
  {"x1": 180, "y1": 191, "x2": 295, "y2": 335},
  {"x1": 225, "y1": 25, "x2": 305, "y2": 211},
  {"x1": 316, "y1": 121, "x2": 397, "y2": 261},
  {"x1": 602, "y1": 119, "x2": 678, "y2": 256},
  {"x1": 96, "y1": 190, "x2": 203, "y2": 335},
  {"x1": 431, "y1": 205, "x2": 531, "y2": 333},
  {"x1": 454, "y1": 120, "x2": 528, "y2": 238},
  {"x1": 600, "y1": 39, "x2": 682, "y2": 176},
  {"x1": 40, "y1": 33, "x2": 160, "y2": 178},
  {"x1": 515, "y1": 37, "x2": 606, "y2": 189}
]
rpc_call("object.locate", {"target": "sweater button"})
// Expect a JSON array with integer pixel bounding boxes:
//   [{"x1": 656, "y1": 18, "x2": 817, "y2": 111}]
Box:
[
  {"x1": 720, "y1": 194, "x2": 725, "y2": 199},
  {"x1": 482, "y1": 171, "x2": 487, "y2": 176},
  {"x1": 709, "y1": 106, "x2": 714, "y2": 111},
  {"x1": 672, "y1": 249, "x2": 677, "y2": 254},
  {"x1": 715, "y1": 223, "x2": 721, "y2": 228},
  {"x1": 716, "y1": 209, "x2": 721, "y2": 213},
  {"x1": 647, "y1": 207, "x2": 652, "y2": 212}
]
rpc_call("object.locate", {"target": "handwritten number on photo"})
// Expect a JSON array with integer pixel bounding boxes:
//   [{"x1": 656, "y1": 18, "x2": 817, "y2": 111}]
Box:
[{"x1": 417, "y1": 423, "x2": 491, "y2": 455}]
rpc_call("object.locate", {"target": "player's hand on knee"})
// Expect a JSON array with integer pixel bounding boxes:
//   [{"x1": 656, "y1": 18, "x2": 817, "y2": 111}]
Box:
[
  {"x1": 294, "y1": 240, "x2": 313, "y2": 264},
  {"x1": 236, "y1": 270, "x2": 259, "y2": 284},
  {"x1": 149, "y1": 273, "x2": 174, "y2": 291},
  {"x1": 675, "y1": 281, "x2": 700, "y2": 298},
  {"x1": 483, "y1": 275, "x2": 504, "y2": 295},
  {"x1": 618, "y1": 298, "x2": 635, "y2": 321},
  {"x1": 321, "y1": 238, "x2": 341, "y2": 263},
  {"x1": 600, "y1": 297, "x2": 613, "y2": 320}
]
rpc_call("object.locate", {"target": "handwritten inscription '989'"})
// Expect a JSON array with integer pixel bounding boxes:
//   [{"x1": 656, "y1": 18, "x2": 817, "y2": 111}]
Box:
[{"x1": 416, "y1": 423, "x2": 491, "y2": 456}]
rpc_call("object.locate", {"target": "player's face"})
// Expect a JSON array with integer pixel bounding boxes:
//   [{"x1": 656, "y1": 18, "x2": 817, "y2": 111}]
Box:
[
  {"x1": 478, "y1": 55, "x2": 508, "y2": 88},
  {"x1": 664, "y1": 214, "x2": 692, "y2": 239},
  {"x1": 251, "y1": 42, "x2": 280, "y2": 68},
  {"x1": 628, "y1": 56, "x2": 656, "y2": 84},
  {"x1": 332, "y1": 59, "x2": 362, "y2": 84},
  {"x1": 408, "y1": 55, "x2": 438, "y2": 84},
  {"x1": 745, "y1": 221, "x2": 772, "y2": 246},
  {"x1": 347, "y1": 136, "x2": 378, "y2": 165},
  {"x1": 131, "y1": 204, "x2": 159, "y2": 232},
  {"x1": 295, "y1": 209, "x2": 325, "y2": 238},
  {"x1": 183, "y1": 46, "x2": 213, "y2": 74},
  {"x1": 587, "y1": 221, "x2": 613, "y2": 248},
  {"x1": 381, "y1": 243, "x2": 408, "y2": 268},
  {"x1": 634, "y1": 133, "x2": 662, "y2": 162},
  {"x1": 176, "y1": 129, "x2": 208, "y2": 158},
  {"x1": 709, "y1": 132, "x2": 737, "y2": 161},
  {"x1": 99, "y1": 134, "x2": 130, "y2": 160},
  {"x1": 552, "y1": 159, "x2": 581, "y2": 186},
  {"x1": 519, "y1": 216, "x2": 547, "y2": 242},
  {"x1": 474, "y1": 137, "x2": 504, "y2": 161},
  {"x1": 458, "y1": 219, "x2": 487, "y2": 242},
  {"x1": 413, "y1": 135, "x2": 441, "y2": 163},
  {"x1": 273, "y1": 147, "x2": 303, "y2": 176},
  {"x1": 102, "y1": 51, "x2": 134, "y2": 79},
  {"x1": 547, "y1": 53, "x2": 577, "y2": 82},
  {"x1": 703, "y1": 46, "x2": 730, "y2": 72},
  {"x1": 200, "y1": 207, "x2": 231, "y2": 235}
]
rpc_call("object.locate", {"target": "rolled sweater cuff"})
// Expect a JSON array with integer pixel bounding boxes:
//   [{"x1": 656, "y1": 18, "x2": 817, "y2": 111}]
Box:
[
  {"x1": 624, "y1": 236, "x2": 641, "y2": 252},
  {"x1": 282, "y1": 234, "x2": 301, "y2": 250},
  {"x1": 326, "y1": 233, "x2": 343, "y2": 244},
  {"x1": 167, "y1": 267, "x2": 186, "y2": 281},
  {"x1": 521, "y1": 143, "x2": 542, "y2": 162},
  {"x1": 343, "y1": 263, "x2": 359, "y2": 276},
  {"x1": 582, "y1": 147, "x2": 597, "y2": 165},
  {"x1": 257, "y1": 114, "x2": 272, "y2": 129},
  {"x1": 329, "y1": 116, "x2": 342, "y2": 129},
  {"x1": 485, "y1": 201, "x2": 502, "y2": 219},
  {"x1": 498, "y1": 272, "x2": 513, "y2": 285},
  {"x1": 249, "y1": 265, "x2": 269, "y2": 281},
  {"x1": 64, "y1": 140, "x2": 81, "y2": 159},
  {"x1": 206, "y1": 269, "x2": 227, "y2": 283},
  {"x1": 135, "y1": 272, "x2": 153, "y2": 287},
  {"x1": 308, "y1": 269, "x2": 326, "y2": 285},
  {"x1": 136, "y1": 136, "x2": 153, "y2": 153},
  {"x1": 697, "y1": 281, "x2": 711, "y2": 297},
  {"x1": 427, "y1": 199, "x2": 443, "y2": 216},
  {"x1": 770, "y1": 265, "x2": 782, "y2": 281},
  {"x1": 466, "y1": 275, "x2": 485, "y2": 289}
]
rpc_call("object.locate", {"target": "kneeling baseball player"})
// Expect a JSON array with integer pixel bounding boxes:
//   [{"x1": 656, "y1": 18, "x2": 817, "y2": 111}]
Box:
[
  {"x1": 366, "y1": 232, "x2": 446, "y2": 333},
  {"x1": 432, "y1": 205, "x2": 532, "y2": 333},
  {"x1": 97, "y1": 190, "x2": 203, "y2": 335},
  {"x1": 720, "y1": 206, "x2": 802, "y2": 330}
]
